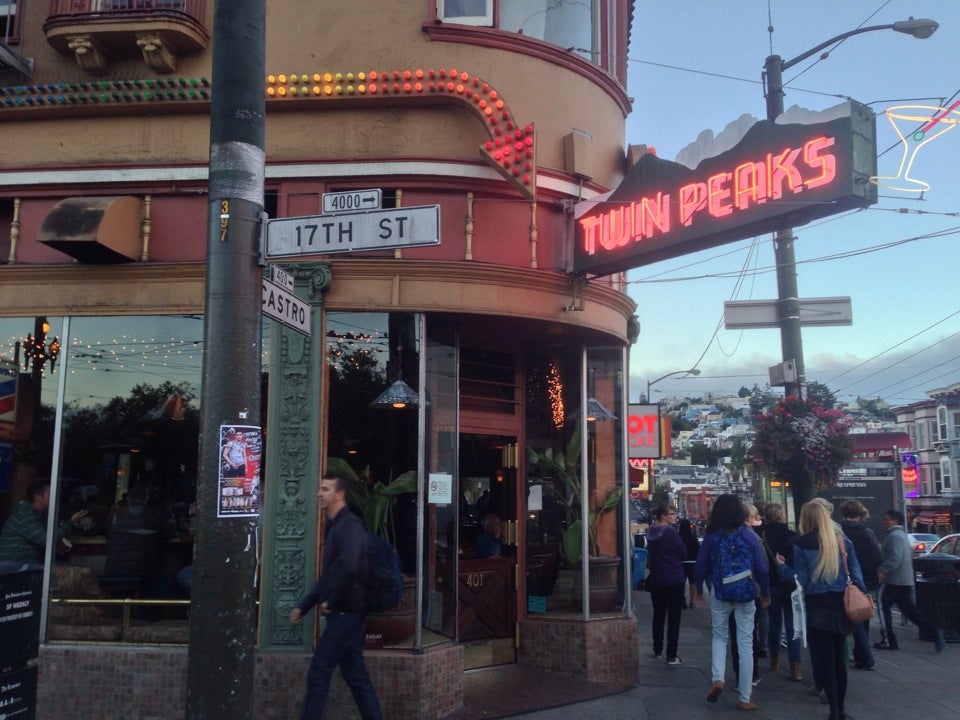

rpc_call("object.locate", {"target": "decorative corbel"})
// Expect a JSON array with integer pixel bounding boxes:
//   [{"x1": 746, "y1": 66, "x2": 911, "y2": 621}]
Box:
[
  {"x1": 563, "y1": 274, "x2": 586, "y2": 312},
  {"x1": 66, "y1": 35, "x2": 109, "y2": 72},
  {"x1": 136, "y1": 33, "x2": 177, "y2": 73}
]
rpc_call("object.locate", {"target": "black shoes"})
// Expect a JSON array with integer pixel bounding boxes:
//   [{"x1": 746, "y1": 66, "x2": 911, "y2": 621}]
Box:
[{"x1": 873, "y1": 641, "x2": 898, "y2": 650}]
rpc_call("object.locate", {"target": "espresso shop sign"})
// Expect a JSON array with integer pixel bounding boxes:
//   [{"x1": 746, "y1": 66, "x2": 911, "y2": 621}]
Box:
[{"x1": 574, "y1": 101, "x2": 877, "y2": 276}]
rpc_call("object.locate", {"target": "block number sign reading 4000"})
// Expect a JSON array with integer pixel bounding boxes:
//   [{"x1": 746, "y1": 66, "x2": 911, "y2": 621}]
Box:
[{"x1": 326, "y1": 192, "x2": 369, "y2": 211}]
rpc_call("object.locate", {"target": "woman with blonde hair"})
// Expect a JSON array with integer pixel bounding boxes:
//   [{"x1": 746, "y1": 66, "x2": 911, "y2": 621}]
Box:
[{"x1": 776, "y1": 500, "x2": 867, "y2": 720}]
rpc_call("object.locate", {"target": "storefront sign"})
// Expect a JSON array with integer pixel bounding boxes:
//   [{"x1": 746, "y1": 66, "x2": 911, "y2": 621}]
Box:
[
  {"x1": 628, "y1": 404, "x2": 660, "y2": 459},
  {"x1": 574, "y1": 101, "x2": 877, "y2": 276},
  {"x1": 825, "y1": 463, "x2": 895, "y2": 535},
  {"x1": 629, "y1": 458, "x2": 653, "y2": 497}
]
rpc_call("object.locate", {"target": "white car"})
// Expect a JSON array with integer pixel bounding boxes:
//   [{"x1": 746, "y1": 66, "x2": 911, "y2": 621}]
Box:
[
  {"x1": 929, "y1": 534, "x2": 960, "y2": 556},
  {"x1": 907, "y1": 532, "x2": 941, "y2": 555}
]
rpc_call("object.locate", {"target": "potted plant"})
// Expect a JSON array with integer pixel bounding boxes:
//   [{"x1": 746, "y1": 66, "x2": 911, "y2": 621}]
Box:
[{"x1": 527, "y1": 423, "x2": 623, "y2": 611}]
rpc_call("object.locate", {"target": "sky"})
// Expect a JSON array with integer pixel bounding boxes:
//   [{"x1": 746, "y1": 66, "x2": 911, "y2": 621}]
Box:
[{"x1": 624, "y1": 0, "x2": 960, "y2": 407}]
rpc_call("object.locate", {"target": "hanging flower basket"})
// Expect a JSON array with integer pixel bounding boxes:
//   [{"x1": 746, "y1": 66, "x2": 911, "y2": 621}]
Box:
[{"x1": 750, "y1": 396, "x2": 853, "y2": 491}]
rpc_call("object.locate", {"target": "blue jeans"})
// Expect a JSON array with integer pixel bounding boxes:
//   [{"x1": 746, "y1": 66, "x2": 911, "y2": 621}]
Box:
[
  {"x1": 301, "y1": 612, "x2": 382, "y2": 720},
  {"x1": 710, "y1": 596, "x2": 756, "y2": 703},
  {"x1": 768, "y1": 585, "x2": 802, "y2": 662},
  {"x1": 851, "y1": 615, "x2": 875, "y2": 667}
]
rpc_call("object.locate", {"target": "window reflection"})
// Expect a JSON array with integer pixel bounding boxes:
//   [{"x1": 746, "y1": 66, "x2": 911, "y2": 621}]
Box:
[
  {"x1": 326, "y1": 312, "x2": 421, "y2": 648},
  {"x1": 0, "y1": 315, "x2": 211, "y2": 644}
]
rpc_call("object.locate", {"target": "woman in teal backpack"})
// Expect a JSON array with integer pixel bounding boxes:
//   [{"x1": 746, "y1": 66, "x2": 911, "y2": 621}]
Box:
[{"x1": 694, "y1": 494, "x2": 771, "y2": 712}]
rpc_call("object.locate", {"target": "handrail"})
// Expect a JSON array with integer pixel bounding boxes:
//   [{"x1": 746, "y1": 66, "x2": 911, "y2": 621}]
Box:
[
  {"x1": 45, "y1": 0, "x2": 205, "y2": 24},
  {"x1": 50, "y1": 596, "x2": 191, "y2": 634}
]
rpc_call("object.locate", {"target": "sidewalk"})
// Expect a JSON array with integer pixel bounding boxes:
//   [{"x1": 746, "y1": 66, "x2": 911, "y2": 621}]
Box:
[{"x1": 502, "y1": 591, "x2": 959, "y2": 720}]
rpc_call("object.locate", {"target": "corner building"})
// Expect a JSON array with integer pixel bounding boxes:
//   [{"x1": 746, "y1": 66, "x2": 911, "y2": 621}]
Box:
[{"x1": 0, "y1": 2, "x2": 640, "y2": 717}]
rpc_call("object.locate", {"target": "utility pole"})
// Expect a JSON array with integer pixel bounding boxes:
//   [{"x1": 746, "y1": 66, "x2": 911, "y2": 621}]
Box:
[
  {"x1": 762, "y1": 18, "x2": 938, "y2": 520},
  {"x1": 186, "y1": 1, "x2": 265, "y2": 717},
  {"x1": 763, "y1": 56, "x2": 805, "y2": 402}
]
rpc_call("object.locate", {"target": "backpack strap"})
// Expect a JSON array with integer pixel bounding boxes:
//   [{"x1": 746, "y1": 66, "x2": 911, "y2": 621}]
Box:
[{"x1": 723, "y1": 569, "x2": 753, "y2": 584}]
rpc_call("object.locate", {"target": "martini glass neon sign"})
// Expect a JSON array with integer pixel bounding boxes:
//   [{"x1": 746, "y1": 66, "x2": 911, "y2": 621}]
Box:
[{"x1": 870, "y1": 103, "x2": 960, "y2": 193}]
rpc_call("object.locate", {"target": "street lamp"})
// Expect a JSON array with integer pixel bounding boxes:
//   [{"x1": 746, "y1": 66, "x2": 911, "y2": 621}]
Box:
[
  {"x1": 646, "y1": 368, "x2": 701, "y2": 402},
  {"x1": 762, "y1": 18, "x2": 938, "y2": 398}
]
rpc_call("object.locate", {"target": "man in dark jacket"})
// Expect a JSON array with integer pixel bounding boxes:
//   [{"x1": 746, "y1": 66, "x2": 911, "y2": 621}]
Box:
[
  {"x1": 839, "y1": 500, "x2": 881, "y2": 669},
  {"x1": 103, "y1": 484, "x2": 172, "y2": 593},
  {"x1": 761, "y1": 503, "x2": 803, "y2": 680},
  {"x1": 289, "y1": 472, "x2": 382, "y2": 720}
]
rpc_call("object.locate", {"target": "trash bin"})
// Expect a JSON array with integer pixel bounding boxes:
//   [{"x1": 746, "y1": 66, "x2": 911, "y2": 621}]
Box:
[
  {"x1": 913, "y1": 553, "x2": 960, "y2": 642},
  {"x1": 632, "y1": 547, "x2": 648, "y2": 590}
]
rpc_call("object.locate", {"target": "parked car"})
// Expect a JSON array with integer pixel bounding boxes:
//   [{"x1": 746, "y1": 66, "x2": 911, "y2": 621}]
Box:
[
  {"x1": 907, "y1": 533, "x2": 941, "y2": 555},
  {"x1": 929, "y1": 534, "x2": 960, "y2": 557}
]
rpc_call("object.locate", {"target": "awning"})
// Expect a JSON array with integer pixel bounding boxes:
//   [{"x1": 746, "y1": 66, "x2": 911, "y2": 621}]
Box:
[
  {"x1": 914, "y1": 511, "x2": 951, "y2": 525},
  {"x1": 38, "y1": 196, "x2": 143, "y2": 263},
  {"x1": 850, "y1": 432, "x2": 911, "y2": 454}
]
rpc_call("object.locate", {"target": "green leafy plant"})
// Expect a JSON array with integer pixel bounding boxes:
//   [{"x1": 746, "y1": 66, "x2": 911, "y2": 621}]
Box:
[
  {"x1": 326, "y1": 457, "x2": 416, "y2": 545},
  {"x1": 527, "y1": 422, "x2": 622, "y2": 565}
]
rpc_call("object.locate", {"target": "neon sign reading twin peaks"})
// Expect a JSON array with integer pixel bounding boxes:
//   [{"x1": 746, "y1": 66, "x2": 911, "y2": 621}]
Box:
[{"x1": 574, "y1": 100, "x2": 877, "y2": 276}]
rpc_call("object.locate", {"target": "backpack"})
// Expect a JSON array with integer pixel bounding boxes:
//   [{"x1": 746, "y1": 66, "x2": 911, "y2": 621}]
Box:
[
  {"x1": 712, "y1": 527, "x2": 758, "y2": 602},
  {"x1": 366, "y1": 532, "x2": 403, "y2": 613}
]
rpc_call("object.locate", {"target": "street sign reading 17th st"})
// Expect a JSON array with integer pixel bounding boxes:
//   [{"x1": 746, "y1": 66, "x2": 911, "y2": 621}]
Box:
[{"x1": 265, "y1": 205, "x2": 440, "y2": 259}]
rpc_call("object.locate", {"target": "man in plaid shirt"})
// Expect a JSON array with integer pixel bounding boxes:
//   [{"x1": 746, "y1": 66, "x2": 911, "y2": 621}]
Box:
[{"x1": 0, "y1": 479, "x2": 87, "y2": 565}]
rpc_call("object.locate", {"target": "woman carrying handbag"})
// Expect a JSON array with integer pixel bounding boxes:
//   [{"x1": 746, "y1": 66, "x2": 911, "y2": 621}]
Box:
[{"x1": 775, "y1": 501, "x2": 868, "y2": 720}]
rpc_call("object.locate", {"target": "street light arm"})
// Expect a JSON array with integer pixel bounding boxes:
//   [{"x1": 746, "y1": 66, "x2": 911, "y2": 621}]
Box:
[
  {"x1": 779, "y1": 23, "x2": 895, "y2": 71},
  {"x1": 778, "y1": 18, "x2": 938, "y2": 71},
  {"x1": 766, "y1": 18, "x2": 939, "y2": 120},
  {"x1": 646, "y1": 368, "x2": 700, "y2": 400}
]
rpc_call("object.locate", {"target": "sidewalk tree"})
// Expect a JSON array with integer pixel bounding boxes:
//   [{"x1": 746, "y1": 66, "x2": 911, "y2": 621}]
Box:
[{"x1": 805, "y1": 381, "x2": 838, "y2": 410}]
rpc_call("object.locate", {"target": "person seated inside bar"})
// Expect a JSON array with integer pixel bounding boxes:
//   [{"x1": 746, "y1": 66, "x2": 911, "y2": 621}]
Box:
[
  {"x1": 474, "y1": 513, "x2": 503, "y2": 559},
  {"x1": 103, "y1": 483, "x2": 173, "y2": 598}
]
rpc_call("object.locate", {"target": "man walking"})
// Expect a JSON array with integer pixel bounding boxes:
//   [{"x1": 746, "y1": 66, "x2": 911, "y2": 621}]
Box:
[
  {"x1": 289, "y1": 472, "x2": 382, "y2": 720},
  {"x1": 874, "y1": 509, "x2": 945, "y2": 653}
]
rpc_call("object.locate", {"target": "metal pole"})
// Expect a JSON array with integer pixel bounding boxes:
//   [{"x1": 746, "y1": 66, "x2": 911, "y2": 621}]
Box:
[
  {"x1": 186, "y1": 0, "x2": 265, "y2": 717},
  {"x1": 763, "y1": 55, "x2": 805, "y2": 402}
]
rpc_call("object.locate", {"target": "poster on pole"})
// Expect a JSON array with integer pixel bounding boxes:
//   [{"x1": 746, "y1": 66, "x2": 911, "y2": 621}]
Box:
[{"x1": 218, "y1": 424, "x2": 262, "y2": 517}]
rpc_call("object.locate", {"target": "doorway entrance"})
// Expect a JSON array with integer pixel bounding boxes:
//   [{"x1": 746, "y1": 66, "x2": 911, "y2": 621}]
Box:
[{"x1": 458, "y1": 433, "x2": 519, "y2": 669}]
